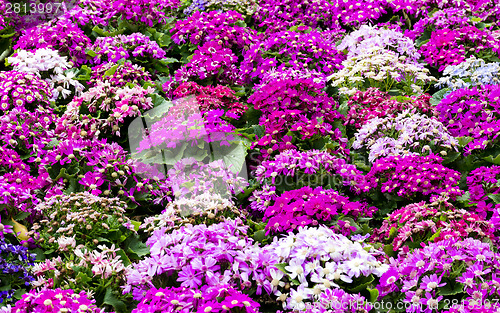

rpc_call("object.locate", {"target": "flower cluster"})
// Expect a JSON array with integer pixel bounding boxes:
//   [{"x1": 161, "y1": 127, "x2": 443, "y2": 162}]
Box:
[
  {"x1": 437, "y1": 55, "x2": 500, "y2": 91},
  {"x1": 171, "y1": 10, "x2": 258, "y2": 51},
  {"x1": 40, "y1": 138, "x2": 155, "y2": 203},
  {"x1": 329, "y1": 46, "x2": 437, "y2": 96},
  {"x1": 0, "y1": 71, "x2": 52, "y2": 112},
  {"x1": 242, "y1": 28, "x2": 344, "y2": 82},
  {"x1": 267, "y1": 226, "x2": 387, "y2": 310},
  {"x1": 366, "y1": 154, "x2": 463, "y2": 200},
  {"x1": 435, "y1": 84, "x2": 500, "y2": 155},
  {"x1": 352, "y1": 110, "x2": 459, "y2": 162},
  {"x1": 123, "y1": 219, "x2": 279, "y2": 300},
  {"x1": 10, "y1": 288, "x2": 102, "y2": 313},
  {"x1": 13, "y1": 18, "x2": 91, "y2": 65},
  {"x1": 345, "y1": 88, "x2": 434, "y2": 128},
  {"x1": 111, "y1": 0, "x2": 180, "y2": 27},
  {"x1": 254, "y1": 149, "x2": 373, "y2": 195},
  {"x1": 372, "y1": 197, "x2": 498, "y2": 253},
  {"x1": 253, "y1": 0, "x2": 386, "y2": 33},
  {"x1": 0, "y1": 236, "x2": 36, "y2": 306},
  {"x1": 141, "y1": 192, "x2": 246, "y2": 233},
  {"x1": 29, "y1": 192, "x2": 135, "y2": 254},
  {"x1": 90, "y1": 33, "x2": 166, "y2": 65},
  {"x1": 339, "y1": 25, "x2": 421, "y2": 63},
  {"x1": 183, "y1": 0, "x2": 258, "y2": 16},
  {"x1": 173, "y1": 41, "x2": 244, "y2": 85},
  {"x1": 172, "y1": 81, "x2": 247, "y2": 118},
  {"x1": 419, "y1": 26, "x2": 500, "y2": 71},
  {"x1": 466, "y1": 166, "x2": 500, "y2": 219},
  {"x1": 263, "y1": 186, "x2": 377, "y2": 236},
  {"x1": 379, "y1": 238, "x2": 500, "y2": 312},
  {"x1": 57, "y1": 80, "x2": 155, "y2": 139},
  {"x1": 89, "y1": 61, "x2": 153, "y2": 88},
  {"x1": 132, "y1": 285, "x2": 260, "y2": 313}
]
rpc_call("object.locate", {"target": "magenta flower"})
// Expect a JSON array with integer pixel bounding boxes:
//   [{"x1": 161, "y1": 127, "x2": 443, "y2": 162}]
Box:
[{"x1": 78, "y1": 172, "x2": 104, "y2": 195}]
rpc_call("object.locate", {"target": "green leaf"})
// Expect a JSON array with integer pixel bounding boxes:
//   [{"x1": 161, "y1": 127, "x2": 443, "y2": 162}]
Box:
[
  {"x1": 438, "y1": 282, "x2": 464, "y2": 296},
  {"x1": 483, "y1": 153, "x2": 500, "y2": 165},
  {"x1": 348, "y1": 275, "x2": 374, "y2": 293},
  {"x1": 430, "y1": 88, "x2": 450, "y2": 106},
  {"x1": 253, "y1": 229, "x2": 266, "y2": 243},
  {"x1": 488, "y1": 194, "x2": 500, "y2": 204},
  {"x1": 14, "y1": 212, "x2": 31, "y2": 221},
  {"x1": 217, "y1": 140, "x2": 248, "y2": 174},
  {"x1": 124, "y1": 236, "x2": 150, "y2": 258},
  {"x1": 76, "y1": 271, "x2": 92, "y2": 284},
  {"x1": 103, "y1": 287, "x2": 127, "y2": 312},
  {"x1": 104, "y1": 64, "x2": 119, "y2": 78},
  {"x1": 367, "y1": 287, "x2": 379, "y2": 303},
  {"x1": 75, "y1": 65, "x2": 92, "y2": 81},
  {"x1": 442, "y1": 151, "x2": 460, "y2": 164},
  {"x1": 274, "y1": 263, "x2": 289, "y2": 275},
  {"x1": 85, "y1": 48, "x2": 97, "y2": 58},
  {"x1": 115, "y1": 249, "x2": 131, "y2": 267},
  {"x1": 130, "y1": 220, "x2": 141, "y2": 232}
]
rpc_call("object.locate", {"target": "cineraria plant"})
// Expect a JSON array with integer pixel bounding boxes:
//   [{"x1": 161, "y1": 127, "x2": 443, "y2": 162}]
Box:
[
  {"x1": 352, "y1": 110, "x2": 459, "y2": 162},
  {"x1": 253, "y1": 149, "x2": 373, "y2": 199},
  {"x1": 253, "y1": 0, "x2": 386, "y2": 33},
  {"x1": 365, "y1": 154, "x2": 463, "y2": 211},
  {"x1": 436, "y1": 56, "x2": 500, "y2": 92},
  {"x1": 89, "y1": 33, "x2": 166, "y2": 65},
  {"x1": 56, "y1": 80, "x2": 155, "y2": 140},
  {"x1": 371, "y1": 196, "x2": 498, "y2": 255},
  {"x1": 0, "y1": 234, "x2": 36, "y2": 306},
  {"x1": 10, "y1": 288, "x2": 103, "y2": 313},
  {"x1": 7, "y1": 48, "x2": 84, "y2": 102},
  {"x1": 242, "y1": 27, "x2": 344, "y2": 82},
  {"x1": 378, "y1": 238, "x2": 500, "y2": 313},
  {"x1": 140, "y1": 192, "x2": 247, "y2": 234},
  {"x1": 40, "y1": 138, "x2": 156, "y2": 206},
  {"x1": 182, "y1": 0, "x2": 258, "y2": 17},
  {"x1": 344, "y1": 88, "x2": 434, "y2": 130},
  {"x1": 266, "y1": 226, "x2": 387, "y2": 311},
  {"x1": 466, "y1": 166, "x2": 500, "y2": 219},
  {"x1": 435, "y1": 84, "x2": 500, "y2": 155},
  {"x1": 419, "y1": 26, "x2": 500, "y2": 72},
  {"x1": 13, "y1": 17, "x2": 91, "y2": 65},
  {"x1": 338, "y1": 25, "x2": 421, "y2": 63},
  {"x1": 89, "y1": 61, "x2": 153, "y2": 88},
  {"x1": 171, "y1": 81, "x2": 247, "y2": 118},
  {"x1": 0, "y1": 71, "x2": 52, "y2": 112},
  {"x1": 329, "y1": 46, "x2": 437, "y2": 97},
  {"x1": 262, "y1": 186, "x2": 377, "y2": 236},
  {"x1": 170, "y1": 10, "x2": 259, "y2": 53},
  {"x1": 132, "y1": 285, "x2": 260, "y2": 313},
  {"x1": 111, "y1": 0, "x2": 180, "y2": 28},
  {"x1": 122, "y1": 219, "x2": 280, "y2": 301},
  {"x1": 248, "y1": 76, "x2": 346, "y2": 159}
]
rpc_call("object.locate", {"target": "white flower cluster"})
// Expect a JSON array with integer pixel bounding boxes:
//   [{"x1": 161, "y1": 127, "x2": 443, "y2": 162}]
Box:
[
  {"x1": 352, "y1": 110, "x2": 458, "y2": 162},
  {"x1": 266, "y1": 226, "x2": 388, "y2": 311},
  {"x1": 436, "y1": 55, "x2": 500, "y2": 91},
  {"x1": 7, "y1": 48, "x2": 84, "y2": 100},
  {"x1": 329, "y1": 46, "x2": 436, "y2": 96}
]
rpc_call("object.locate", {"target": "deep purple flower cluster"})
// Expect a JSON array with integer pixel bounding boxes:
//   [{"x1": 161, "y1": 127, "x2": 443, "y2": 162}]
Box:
[
  {"x1": 132, "y1": 285, "x2": 260, "y2": 313},
  {"x1": 419, "y1": 26, "x2": 500, "y2": 71},
  {"x1": 171, "y1": 10, "x2": 259, "y2": 51},
  {"x1": 263, "y1": 186, "x2": 377, "y2": 236},
  {"x1": 0, "y1": 237, "x2": 36, "y2": 305},
  {"x1": 242, "y1": 28, "x2": 345, "y2": 81},
  {"x1": 11, "y1": 288, "x2": 102, "y2": 313},
  {"x1": 13, "y1": 18, "x2": 91, "y2": 65},
  {"x1": 379, "y1": 238, "x2": 500, "y2": 313},
  {"x1": 436, "y1": 84, "x2": 500, "y2": 155},
  {"x1": 0, "y1": 71, "x2": 52, "y2": 112},
  {"x1": 111, "y1": 0, "x2": 180, "y2": 27},
  {"x1": 366, "y1": 154, "x2": 463, "y2": 200},
  {"x1": 466, "y1": 166, "x2": 500, "y2": 218},
  {"x1": 90, "y1": 33, "x2": 166, "y2": 65}
]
